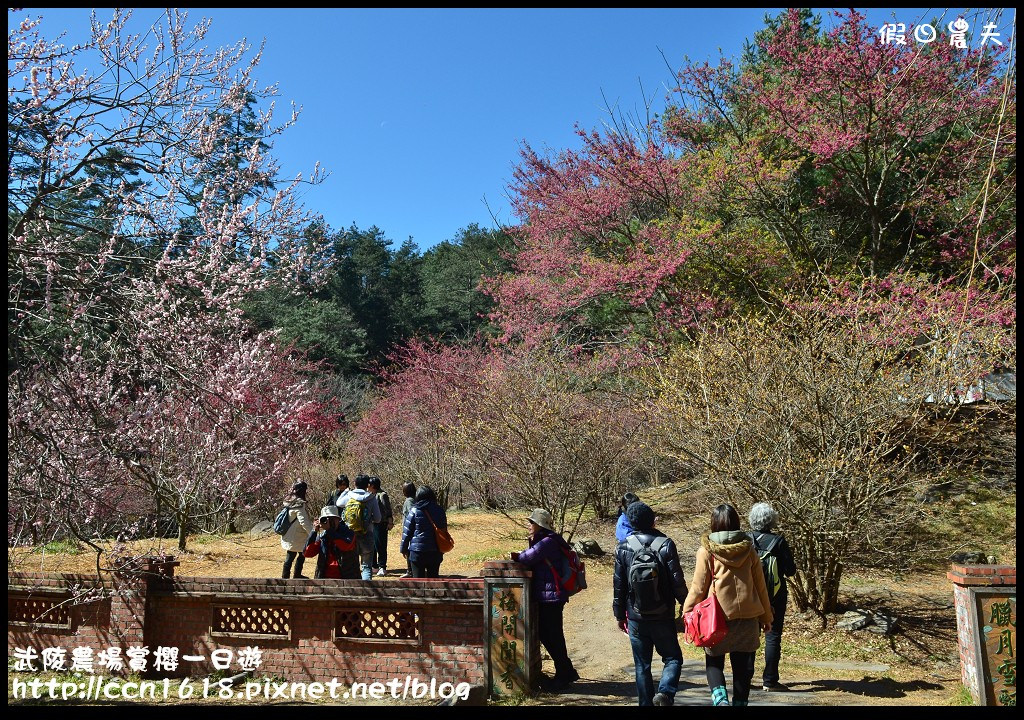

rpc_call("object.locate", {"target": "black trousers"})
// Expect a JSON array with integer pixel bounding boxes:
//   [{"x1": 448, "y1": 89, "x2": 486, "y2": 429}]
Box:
[
  {"x1": 537, "y1": 601, "x2": 575, "y2": 680},
  {"x1": 706, "y1": 651, "x2": 755, "y2": 704},
  {"x1": 409, "y1": 550, "x2": 442, "y2": 578},
  {"x1": 282, "y1": 551, "x2": 305, "y2": 579}
]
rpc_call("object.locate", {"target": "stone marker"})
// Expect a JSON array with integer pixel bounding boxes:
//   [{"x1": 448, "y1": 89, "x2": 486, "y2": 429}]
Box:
[
  {"x1": 835, "y1": 609, "x2": 872, "y2": 631},
  {"x1": 249, "y1": 519, "x2": 274, "y2": 537},
  {"x1": 571, "y1": 539, "x2": 604, "y2": 557}
]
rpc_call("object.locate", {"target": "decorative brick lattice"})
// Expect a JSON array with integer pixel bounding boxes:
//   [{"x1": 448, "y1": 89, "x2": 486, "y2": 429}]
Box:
[
  {"x1": 335, "y1": 609, "x2": 420, "y2": 642},
  {"x1": 212, "y1": 605, "x2": 290, "y2": 638},
  {"x1": 8, "y1": 594, "x2": 72, "y2": 629}
]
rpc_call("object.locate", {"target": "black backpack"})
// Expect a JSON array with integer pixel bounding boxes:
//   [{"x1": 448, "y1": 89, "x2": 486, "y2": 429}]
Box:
[
  {"x1": 626, "y1": 535, "x2": 670, "y2": 616},
  {"x1": 749, "y1": 532, "x2": 783, "y2": 600}
]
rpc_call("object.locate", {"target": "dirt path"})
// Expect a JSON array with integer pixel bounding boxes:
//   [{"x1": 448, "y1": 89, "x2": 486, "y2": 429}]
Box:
[
  {"x1": 9, "y1": 509, "x2": 966, "y2": 706},
  {"x1": 535, "y1": 521, "x2": 963, "y2": 707}
]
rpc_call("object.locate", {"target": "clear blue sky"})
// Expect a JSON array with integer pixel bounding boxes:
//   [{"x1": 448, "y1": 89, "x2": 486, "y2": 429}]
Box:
[{"x1": 20, "y1": 8, "x2": 1012, "y2": 250}]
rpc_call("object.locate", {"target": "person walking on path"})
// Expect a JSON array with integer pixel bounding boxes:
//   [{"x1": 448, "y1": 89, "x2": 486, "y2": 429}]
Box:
[
  {"x1": 368, "y1": 476, "x2": 394, "y2": 576},
  {"x1": 682, "y1": 504, "x2": 773, "y2": 707},
  {"x1": 510, "y1": 508, "x2": 580, "y2": 692},
  {"x1": 302, "y1": 505, "x2": 359, "y2": 579},
  {"x1": 747, "y1": 501, "x2": 797, "y2": 692},
  {"x1": 615, "y1": 492, "x2": 640, "y2": 543},
  {"x1": 613, "y1": 501, "x2": 689, "y2": 706},
  {"x1": 280, "y1": 481, "x2": 315, "y2": 579},
  {"x1": 400, "y1": 485, "x2": 447, "y2": 578}
]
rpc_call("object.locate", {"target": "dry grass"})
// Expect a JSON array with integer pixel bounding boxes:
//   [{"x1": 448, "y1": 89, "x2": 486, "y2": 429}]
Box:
[{"x1": 8, "y1": 496, "x2": 994, "y2": 706}]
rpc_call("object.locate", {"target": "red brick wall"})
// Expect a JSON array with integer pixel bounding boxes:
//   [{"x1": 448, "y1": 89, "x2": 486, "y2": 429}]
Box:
[{"x1": 10, "y1": 570, "x2": 486, "y2": 687}]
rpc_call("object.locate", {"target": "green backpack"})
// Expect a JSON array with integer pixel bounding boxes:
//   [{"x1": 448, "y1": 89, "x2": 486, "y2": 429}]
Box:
[
  {"x1": 344, "y1": 496, "x2": 371, "y2": 534},
  {"x1": 750, "y1": 532, "x2": 782, "y2": 599}
]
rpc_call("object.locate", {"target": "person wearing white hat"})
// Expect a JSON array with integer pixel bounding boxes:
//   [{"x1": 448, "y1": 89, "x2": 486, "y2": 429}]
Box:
[
  {"x1": 302, "y1": 505, "x2": 359, "y2": 579},
  {"x1": 510, "y1": 508, "x2": 580, "y2": 692}
]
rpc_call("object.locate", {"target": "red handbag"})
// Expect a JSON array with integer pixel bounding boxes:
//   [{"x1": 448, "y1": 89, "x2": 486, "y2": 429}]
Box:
[{"x1": 684, "y1": 554, "x2": 728, "y2": 647}]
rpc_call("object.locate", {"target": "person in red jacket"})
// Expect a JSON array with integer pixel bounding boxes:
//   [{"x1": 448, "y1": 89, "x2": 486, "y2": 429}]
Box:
[{"x1": 303, "y1": 506, "x2": 359, "y2": 579}]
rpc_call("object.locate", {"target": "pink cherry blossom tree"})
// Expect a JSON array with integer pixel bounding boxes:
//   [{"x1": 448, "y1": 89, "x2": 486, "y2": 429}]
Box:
[{"x1": 8, "y1": 9, "x2": 334, "y2": 557}]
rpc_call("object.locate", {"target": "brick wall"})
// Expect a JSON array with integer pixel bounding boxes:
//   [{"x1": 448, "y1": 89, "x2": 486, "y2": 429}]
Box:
[{"x1": 10, "y1": 565, "x2": 486, "y2": 687}]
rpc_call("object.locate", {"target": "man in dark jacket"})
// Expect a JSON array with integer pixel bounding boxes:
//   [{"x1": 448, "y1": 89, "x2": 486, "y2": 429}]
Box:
[
  {"x1": 510, "y1": 508, "x2": 579, "y2": 692},
  {"x1": 613, "y1": 501, "x2": 689, "y2": 706},
  {"x1": 368, "y1": 476, "x2": 394, "y2": 576}
]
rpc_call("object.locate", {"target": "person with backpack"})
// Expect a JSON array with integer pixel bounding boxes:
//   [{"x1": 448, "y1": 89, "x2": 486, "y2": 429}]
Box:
[
  {"x1": 510, "y1": 508, "x2": 580, "y2": 693},
  {"x1": 682, "y1": 504, "x2": 773, "y2": 707},
  {"x1": 368, "y1": 476, "x2": 394, "y2": 576},
  {"x1": 747, "y1": 501, "x2": 797, "y2": 692},
  {"x1": 302, "y1": 506, "x2": 359, "y2": 579},
  {"x1": 615, "y1": 492, "x2": 640, "y2": 543},
  {"x1": 341, "y1": 475, "x2": 382, "y2": 580},
  {"x1": 279, "y1": 481, "x2": 315, "y2": 579},
  {"x1": 400, "y1": 485, "x2": 448, "y2": 578},
  {"x1": 613, "y1": 501, "x2": 689, "y2": 706}
]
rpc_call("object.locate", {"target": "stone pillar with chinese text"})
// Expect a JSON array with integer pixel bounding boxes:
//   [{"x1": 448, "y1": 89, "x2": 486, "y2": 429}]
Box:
[
  {"x1": 948, "y1": 563, "x2": 1016, "y2": 706},
  {"x1": 482, "y1": 560, "x2": 539, "y2": 698}
]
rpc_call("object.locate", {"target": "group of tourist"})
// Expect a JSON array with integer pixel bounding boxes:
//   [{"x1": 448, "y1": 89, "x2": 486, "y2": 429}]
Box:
[
  {"x1": 278, "y1": 475, "x2": 447, "y2": 580},
  {"x1": 615, "y1": 496, "x2": 796, "y2": 706},
  {"x1": 278, "y1": 476, "x2": 796, "y2": 706},
  {"x1": 513, "y1": 495, "x2": 795, "y2": 705}
]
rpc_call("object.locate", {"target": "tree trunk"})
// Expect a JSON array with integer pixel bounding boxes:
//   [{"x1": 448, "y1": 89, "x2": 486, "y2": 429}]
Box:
[{"x1": 177, "y1": 517, "x2": 188, "y2": 552}]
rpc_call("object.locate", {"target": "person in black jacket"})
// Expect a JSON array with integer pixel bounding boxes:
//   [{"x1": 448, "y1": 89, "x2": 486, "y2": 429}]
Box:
[
  {"x1": 400, "y1": 486, "x2": 446, "y2": 578},
  {"x1": 613, "y1": 502, "x2": 689, "y2": 706},
  {"x1": 746, "y1": 501, "x2": 797, "y2": 692}
]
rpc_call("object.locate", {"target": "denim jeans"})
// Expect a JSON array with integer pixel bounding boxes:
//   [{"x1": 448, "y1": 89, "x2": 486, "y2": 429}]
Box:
[
  {"x1": 356, "y1": 532, "x2": 375, "y2": 580},
  {"x1": 627, "y1": 617, "x2": 683, "y2": 706}
]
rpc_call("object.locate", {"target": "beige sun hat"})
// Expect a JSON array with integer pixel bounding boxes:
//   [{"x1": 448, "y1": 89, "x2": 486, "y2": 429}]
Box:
[
  {"x1": 525, "y1": 508, "x2": 556, "y2": 533},
  {"x1": 319, "y1": 505, "x2": 341, "y2": 520}
]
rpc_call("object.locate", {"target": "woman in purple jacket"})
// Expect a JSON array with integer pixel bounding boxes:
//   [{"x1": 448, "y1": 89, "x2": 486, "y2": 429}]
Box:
[{"x1": 510, "y1": 508, "x2": 579, "y2": 692}]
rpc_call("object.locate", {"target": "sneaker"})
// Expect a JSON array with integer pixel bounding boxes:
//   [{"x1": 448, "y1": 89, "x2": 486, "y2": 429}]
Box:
[
  {"x1": 294, "y1": 575, "x2": 309, "y2": 579},
  {"x1": 376, "y1": 568, "x2": 386, "y2": 576},
  {"x1": 762, "y1": 682, "x2": 790, "y2": 692},
  {"x1": 652, "y1": 692, "x2": 673, "y2": 706},
  {"x1": 399, "y1": 572, "x2": 410, "y2": 579}
]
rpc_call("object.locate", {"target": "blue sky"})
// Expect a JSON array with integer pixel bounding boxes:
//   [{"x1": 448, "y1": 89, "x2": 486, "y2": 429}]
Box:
[{"x1": 20, "y1": 8, "x2": 1013, "y2": 250}]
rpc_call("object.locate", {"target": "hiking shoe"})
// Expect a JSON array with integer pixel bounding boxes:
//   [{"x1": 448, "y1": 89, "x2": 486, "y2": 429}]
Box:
[
  {"x1": 652, "y1": 692, "x2": 673, "y2": 706},
  {"x1": 541, "y1": 670, "x2": 579, "y2": 692},
  {"x1": 762, "y1": 682, "x2": 790, "y2": 692},
  {"x1": 376, "y1": 568, "x2": 386, "y2": 576}
]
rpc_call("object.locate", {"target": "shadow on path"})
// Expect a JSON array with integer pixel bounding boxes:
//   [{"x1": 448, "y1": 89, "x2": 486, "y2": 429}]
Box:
[{"x1": 799, "y1": 676, "x2": 944, "y2": 699}]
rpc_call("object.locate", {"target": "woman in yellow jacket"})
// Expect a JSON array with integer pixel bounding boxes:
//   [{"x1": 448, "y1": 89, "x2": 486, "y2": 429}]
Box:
[{"x1": 682, "y1": 504, "x2": 773, "y2": 706}]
